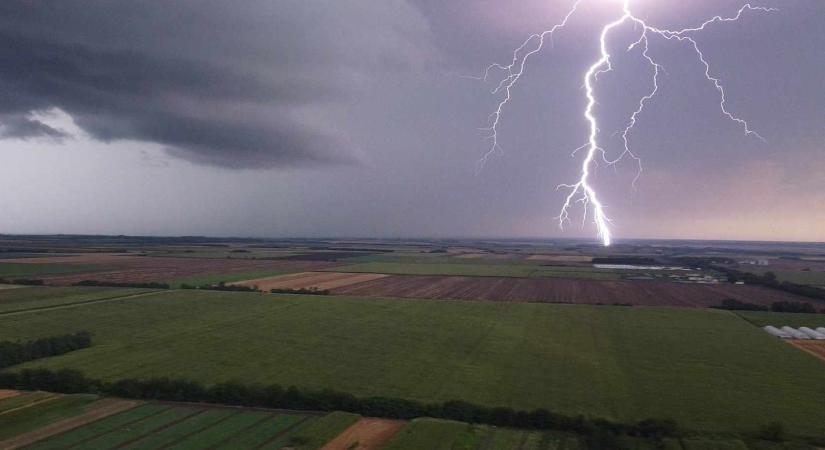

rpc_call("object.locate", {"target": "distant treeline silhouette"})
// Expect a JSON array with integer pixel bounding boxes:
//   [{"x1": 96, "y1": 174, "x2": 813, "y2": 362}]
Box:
[
  {"x1": 713, "y1": 298, "x2": 820, "y2": 314},
  {"x1": 73, "y1": 280, "x2": 170, "y2": 289}
]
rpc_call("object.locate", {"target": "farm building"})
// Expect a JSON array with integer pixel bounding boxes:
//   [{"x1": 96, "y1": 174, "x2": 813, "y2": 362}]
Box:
[
  {"x1": 762, "y1": 325, "x2": 825, "y2": 340},
  {"x1": 763, "y1": 326, "x2": 792, "y2": 338},
  {"x1": 798, "y1": 327, "x2": 825, "y2": 340},
  {"x1": 780, "y1": 326, "x2": 811, "y2": 340}
]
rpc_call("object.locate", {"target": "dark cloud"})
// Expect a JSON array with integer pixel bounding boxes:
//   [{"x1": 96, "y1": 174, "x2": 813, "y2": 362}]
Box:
[{"x1": 0, "y1": 0, "x2": 435, "y2": 168}]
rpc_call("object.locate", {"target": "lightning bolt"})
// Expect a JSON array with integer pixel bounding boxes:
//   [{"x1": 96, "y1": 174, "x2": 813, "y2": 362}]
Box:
[{"x1": 478, "y1": 1, "x2": 775, "y2": 246}]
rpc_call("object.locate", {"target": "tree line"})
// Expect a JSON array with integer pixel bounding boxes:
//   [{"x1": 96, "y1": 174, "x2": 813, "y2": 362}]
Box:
[
  {"x1": 73, "y1": 280, "x2": 170, "y2": 289},
  {"x1": 0, "y1": 368, "x2": 679, "y2": 442},
  {"x1": 678, "y1": 258, "x2": 825, "y2": 307},
  {"x1": 713, "y1": 298, "x2": 820, "y2": 314},
  {"x1": 0, "y1": 332, "x2": 91, "y2": 369}
]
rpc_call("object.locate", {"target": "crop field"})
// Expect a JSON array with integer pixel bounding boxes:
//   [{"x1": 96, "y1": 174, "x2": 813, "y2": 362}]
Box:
[
  {"x1": 788, "y1": 341, "x2": 825, "y2": 362},
  {"x1": 0, "y1": 262, "x2": 106, "y2": 279},
  {"x1": 325, "y1": 262, "x2": 621, "y2": 280},
  {"x1": 381, "y1": 418, "x2": 596, "y2": 450},
  {"x1": 0, "y1": 286, "x2": 156, "y2": 314},
  {"x1": 234, "y1": 271, "x2": 389, "y2": 291},
  {"x1": 31, "y1": 256, "x2": 340, "y2": 286},
  {"x1": 0, "y1": 393, "x2": 100, "y2": 442},
  {"x1": 0, "y1": 393, "x2": 361, "y2": 450},
  {"x1": 1, "y1": 290, "x2": 824, "y2": 436},
  {"x1": 329, "y1": 275, "x2": 813, "y2": 307},
  {"x1": 740, "y1": 268, "x2": 825, "y2": 287}
]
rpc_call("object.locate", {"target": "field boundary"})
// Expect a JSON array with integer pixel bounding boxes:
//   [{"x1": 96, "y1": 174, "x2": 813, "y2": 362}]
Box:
[
  {"x1": 0, "y1": 290, "x2": 164, "y2": 317},
  {"x1": 0, "y1": 398, "x2": 140, "y2": 450},
  {"x1": 0, "y1": 394, "x2": 60, "y2": 417}
]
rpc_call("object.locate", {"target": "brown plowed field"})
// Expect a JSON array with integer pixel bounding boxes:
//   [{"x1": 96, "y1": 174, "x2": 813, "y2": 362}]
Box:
[
  {"x1": 0, "y1": 398, "x2": 140, "y2": 450},
  {"x1": 235, "y1": 272, "x2": 388, "y2": 291},
  {"x1": 331, "y1": 275, "x2": 817, "y2": 307},
  {"x1": 38, "y1": 257, "x2": 340, "y2": 286},
  {"x1": 319, "y1": 419, "x2": 405, "y2": 450},
  {"x1": 789, "y1": 340, "x2": 825, "y2": 362}
]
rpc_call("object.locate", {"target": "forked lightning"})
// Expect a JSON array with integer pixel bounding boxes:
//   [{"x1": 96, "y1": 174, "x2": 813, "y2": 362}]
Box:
[{"x1": 478, "y1": 1, "x2": 775, "y2": 246}]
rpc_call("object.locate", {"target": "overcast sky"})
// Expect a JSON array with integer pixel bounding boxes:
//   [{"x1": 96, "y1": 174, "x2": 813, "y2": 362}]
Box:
[{"x1": 0, "y1": 0, "x2": 822, "y2": 243}]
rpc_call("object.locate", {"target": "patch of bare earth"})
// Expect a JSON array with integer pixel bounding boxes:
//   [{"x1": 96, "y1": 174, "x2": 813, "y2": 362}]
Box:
[
  {"x1": 235, "y1": 272, "x2": 388, "y2": 291},
  {"x1": 331, "y1": 275, "x2": 819, "y2": 308},
  {"x1": 319, "y1": 419, "x2": 405, "y2": 450},
  {"x1": 0, "y1": 398, "x2": 140, "y2": 449},
  {"x1": 788, "y1": 341, "x2": 825, "y2": 362},
  {"x1": 0, "y1": 391, "x2": 20, "y2": 402}
]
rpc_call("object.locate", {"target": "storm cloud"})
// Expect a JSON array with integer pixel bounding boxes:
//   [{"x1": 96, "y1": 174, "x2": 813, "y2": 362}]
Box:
[{"x1": 0, "y1": 0, "x2": 436, "y2": 168}]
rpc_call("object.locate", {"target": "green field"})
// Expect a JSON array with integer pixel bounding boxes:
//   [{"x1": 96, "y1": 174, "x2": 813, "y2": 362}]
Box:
[
  {"x1": 383, "y1": 419, "x2": 581, "y2": 450},
  {"x1": 736, "y1": 311, "x2": 825, "y2": 329},
  {"x1": 1, "y1": 290, "x2": 824, "y2": 436},
  {"x1": 0, "y1": 286, "x2": 155, "y2": 314},
  {"x1": 0, "y1": 262, "x2": 105, "y2": 278},
  {"x1": 325, "y1": 261, "x2": 620, "y2": 280},
  {"x1": 0, "y1": 394, "x2": 100, "y2": 440}
]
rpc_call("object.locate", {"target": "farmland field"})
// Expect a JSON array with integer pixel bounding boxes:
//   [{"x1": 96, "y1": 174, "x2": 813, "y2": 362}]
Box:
[
  {"x1": 234, "y1": 271, "x2": 389, "y2": 291},
  {"x1": 0, "y1": 286, "x2": 156, "y2": 314},
  {"x1": 788, "y1": 341, "x2": 825, "y2": 362},
  {"x1": 0, "y1": 262, "x2": 106, "y2": 278},
  {"x1": 0, "y1": 393, "x2": 100, "y2": 441},
  {"x1": 330, "y1": 275, "x2": 814, "y2": 307},
  {"x1": 1, "y1": 290, "x2": 824, "y2": 435},
  {"x1": 32, "y1": 256, "x2": 340, "y2": 286},
  {"x1": 325, "y1": 262, "x2": 621, "y2": 280}
]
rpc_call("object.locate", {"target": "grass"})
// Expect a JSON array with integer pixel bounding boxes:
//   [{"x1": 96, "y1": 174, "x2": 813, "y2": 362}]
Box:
[
  {"x1": 736, "y1": 311, "x2": 825, "y2": 328},
  {"x1": 283, "y1": 411, "x2": 361, "y2": 450},
  {"x1": 164, "y1": 411, "x2": 273, "y2": 450},
  {"x1": 78, "y1": 406, "x2": 199, "y2": 449},
  {"x1": 212, "y1": 414, "x2": 309, "y2": 449},
  {"x1": 681, "y1": 438, "x2": 749, "y2": 449},
  {"x1": 1, "y1": 290, "x2": 825, "y2": 436},
  {"x1": 166, "y1": 269, "x2": 288, "y2": 288},
  {"x1": 0, "y1": 392, "x2": 57, "y2": 413},
  {"x1": 324, "y1": 262, "x2": 620, "y2": 280},
  {"x1": 0, "y1": 394, "x2": 99, "y2": 441},
  {"x1": 0, "y1": 286, "x2": 155, "y2": 314},
  {"x1": 383, "y1": 418, "x2": 484, "y2": 450},
  {"x1": 124, "y1": 409, "x2": 236, "y2": 449},
  {"x1": 0, "y1": 263, "x2": 105, "y2": 278}
]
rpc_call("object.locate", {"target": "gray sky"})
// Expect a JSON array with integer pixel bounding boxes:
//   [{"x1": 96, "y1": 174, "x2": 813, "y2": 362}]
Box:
[{"x1": 0, "y1": 0, "x2": 823, "y2": 242}]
